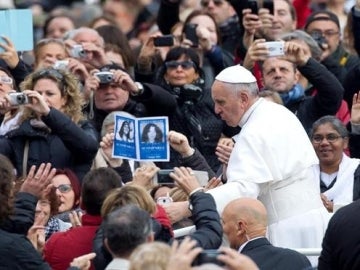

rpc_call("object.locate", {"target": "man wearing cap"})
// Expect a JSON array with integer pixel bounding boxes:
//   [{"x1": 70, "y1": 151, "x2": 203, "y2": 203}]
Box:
[{"x1": 304, "y1": 10, "x2": 359, "y2": 84}]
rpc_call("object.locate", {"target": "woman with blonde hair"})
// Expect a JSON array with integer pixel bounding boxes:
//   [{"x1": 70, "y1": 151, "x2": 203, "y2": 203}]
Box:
[
  {"x1": 101, "y1": 185, "x2": 156, "y2": 217},
  {"x1": 0, "y1": 67, "x2": 98, "y2": 182},
  {"x1": 129, "y1": 242, "x2": 171, "y2": 270},
  {"x1": 94, "y1": 185, "x2": 173, "y2": 270}
]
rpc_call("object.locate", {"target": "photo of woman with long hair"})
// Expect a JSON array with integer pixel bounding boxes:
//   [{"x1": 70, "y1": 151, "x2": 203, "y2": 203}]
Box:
[
  {"x1": 141, "y1": 123, "x2": 163, "y2": 143},
  {"x1": 117, "y1": 120, "x2": 134, "y2": 142}
]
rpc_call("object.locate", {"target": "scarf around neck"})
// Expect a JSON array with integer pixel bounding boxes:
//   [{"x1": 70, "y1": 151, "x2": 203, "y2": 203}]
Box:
[{"x1": 279, "y1": 83, "x2": 305, "y2": 106}]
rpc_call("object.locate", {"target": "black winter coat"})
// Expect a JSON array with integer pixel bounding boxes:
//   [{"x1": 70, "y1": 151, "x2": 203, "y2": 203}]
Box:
[
  {"x1": 288, "y1": 58, "x2": 343, "y2": 133},
  {"x1": 0, "y1": 108, "x2": 98, "y2": 182},
  {"x1": 159, "y1": 84, "x2": 236, "y2": 172}
]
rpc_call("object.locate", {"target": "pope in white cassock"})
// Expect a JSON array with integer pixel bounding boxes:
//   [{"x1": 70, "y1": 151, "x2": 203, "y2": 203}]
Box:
[{"x1": 208, "y1": 65, "x2": 330, "y2": 252}]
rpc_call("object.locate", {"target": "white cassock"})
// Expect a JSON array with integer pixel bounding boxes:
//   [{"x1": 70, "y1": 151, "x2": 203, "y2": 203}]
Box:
[{"x1": 208, "y1": 98, "x2": 330, "y2": 250}]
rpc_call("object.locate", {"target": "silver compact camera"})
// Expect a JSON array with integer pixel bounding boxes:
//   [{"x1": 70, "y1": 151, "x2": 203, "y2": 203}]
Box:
[
  {"x1": 265, "y1": 41, "x2": 285, "y2": 57},
  {"x1": 8, "y1": 93, "x2": 29, "y2": 106},
  {"x1": 53, "y1": 60, "x2": 69, "y2": 70},
  {"x1": 94, "y1": 71, "x2": 114, "y2": 84},
  {"x1": 71, "y1": 44, "x2": 87, "y2": 59}
]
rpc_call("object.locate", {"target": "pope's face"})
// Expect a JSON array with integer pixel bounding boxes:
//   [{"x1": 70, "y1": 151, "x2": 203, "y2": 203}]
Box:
[{"x1": 212, "y1": 80, "x2": 244, "y2": 127}]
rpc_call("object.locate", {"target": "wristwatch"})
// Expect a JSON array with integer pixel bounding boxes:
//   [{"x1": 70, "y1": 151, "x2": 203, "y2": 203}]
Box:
[
  {"x1": 131, "y1": 82, "x2": 144, "y2": 96},
  {"x1": 188, "y1": 202, "x2": 193, "y2": 212}
]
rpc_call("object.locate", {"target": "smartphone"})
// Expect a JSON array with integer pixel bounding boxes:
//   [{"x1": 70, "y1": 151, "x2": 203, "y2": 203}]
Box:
[
  {"x1": 265, "y1": 41, "x2": 284, "y2": 57},
  {"x1": 154, "y1": 35, "x2": 174, "y2": 47},
  {"x1": 156, "y1": 169, "x2": 175, "y2": 185},
  {"x1": 184, "y1": 24, "x2": 199, "y2": 47},
  {"x1": 263, "y1": 0, "x2": 274, "y2": 15},
  {"x1": 248, "y1": 0, "x2": 258, "y2": 15},
  {"x1": 192, "y1": 250, "x2": 225, "y2": 266}
]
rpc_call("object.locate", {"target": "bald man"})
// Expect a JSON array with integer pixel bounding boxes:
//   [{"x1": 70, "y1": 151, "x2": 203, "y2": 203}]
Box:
[{"x1": 222, "y1": 198, "x2": 311, "y2": 270}]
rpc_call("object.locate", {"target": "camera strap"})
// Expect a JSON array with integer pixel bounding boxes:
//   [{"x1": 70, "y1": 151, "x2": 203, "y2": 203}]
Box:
[
  {"x1": 178, "y1": 102, "x2": 204, "y2": 150},
  {"x1": 22, "y1": 140, "x2": 29, "y2": 178}
]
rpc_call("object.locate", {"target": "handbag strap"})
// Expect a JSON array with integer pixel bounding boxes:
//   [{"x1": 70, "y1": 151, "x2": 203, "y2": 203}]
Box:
[{"x1": 22, "y1": 140, "x2": 29, "y2": 178}]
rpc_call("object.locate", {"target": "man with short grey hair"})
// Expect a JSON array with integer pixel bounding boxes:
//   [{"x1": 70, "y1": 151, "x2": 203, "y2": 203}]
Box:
[{"x1": 103, "y1": 205, "x2": 154, "y2": 270}]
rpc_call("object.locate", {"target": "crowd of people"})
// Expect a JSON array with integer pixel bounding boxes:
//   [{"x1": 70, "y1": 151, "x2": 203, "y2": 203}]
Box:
[{"x1": 0, "y1": 0, "x2": 360, "y2": 269}]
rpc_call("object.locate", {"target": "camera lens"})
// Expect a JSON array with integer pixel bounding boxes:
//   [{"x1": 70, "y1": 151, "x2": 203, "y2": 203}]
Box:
[{"x1": 17, "y1": 95, "x2": 25, "y2": 104}]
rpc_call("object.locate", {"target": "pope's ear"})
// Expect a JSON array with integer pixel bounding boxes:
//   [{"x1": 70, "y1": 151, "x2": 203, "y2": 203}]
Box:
[{"x1": 239, "y1": 91, "x2": 250, "y2": 103}]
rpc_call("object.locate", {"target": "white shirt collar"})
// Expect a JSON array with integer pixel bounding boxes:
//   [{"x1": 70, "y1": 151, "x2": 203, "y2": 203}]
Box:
[
  {"x1": 238, "y1": 236, "x2": 266, "y2": 253},
  {"x1": 238, "y1": 98, "x2": 263, "y2": 128}
]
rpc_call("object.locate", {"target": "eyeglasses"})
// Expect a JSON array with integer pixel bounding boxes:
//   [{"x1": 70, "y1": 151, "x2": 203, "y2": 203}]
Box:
[
  {"x1": 38, "y1": 199, "x2": 50, "y2": 207},
  {"x1": 32, "y1": 68, "x2": 65, "y2": 93},
  {"x1": 200, "y1": 0, "x2": 224, "y2": 7},
  {"x1": 312, "y1": 134, "x2": 344, "y2": 144},
  {"x1": 165, "y1": 60, "x2": 195, "y2": 70},
  {"x1": 54, "y1": 184, "x2": 72, "y2": 193},
  {"x1": 309, "y1": 30, "x2": 339, "y2": 38},
  {"x1": 0, "y1": 76, "x2": 13, "y2": 85},
  {"x1": 36, "y1": 38, "x2": 65, "y2": 47}
]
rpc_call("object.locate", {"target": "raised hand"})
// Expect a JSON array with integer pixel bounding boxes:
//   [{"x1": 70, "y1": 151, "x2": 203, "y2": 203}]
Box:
[
  {"x1": 168, "y1": 130, "x2": 194, "y2": 158},
  {"x1": 20, "y1": 163, "x2": 56, "y2": 199},
  {"x1": 351, "y1": 91, "x2": 360, "y2": 124},
  {"x1": 166, "y1": 238, "x2": 202, "y2": 270},
  {"x1": 0, "y1": 36, "x2": 20, "y2": 69}
]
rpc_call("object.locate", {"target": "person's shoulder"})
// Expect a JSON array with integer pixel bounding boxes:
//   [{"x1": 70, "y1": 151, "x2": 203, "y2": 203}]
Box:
[{"x1": 0, "y1": 229, "x2": 33, "y2": 249}]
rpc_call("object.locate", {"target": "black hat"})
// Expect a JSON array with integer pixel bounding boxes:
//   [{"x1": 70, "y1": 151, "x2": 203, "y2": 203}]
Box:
[{"x1": 304, "y1": 10, "x2": 340, "y2": 30}]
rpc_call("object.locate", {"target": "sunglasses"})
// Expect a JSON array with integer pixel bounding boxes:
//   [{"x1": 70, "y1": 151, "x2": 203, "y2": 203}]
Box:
[
  {"x1": 55, "y1": 184, "x2": 72, "y2": 193},
  {"x1": 32, "y1": 68, "x2": 65, "y2": 92},
  {"x1": 0, "y1": 76, "x2": 13, "y2": 85},
  {"x1": 165, "y1": 60, "x2": 195, "y2": 70},
  {"x1": 200, "y1": 0, "x2": 224, "y2": 7},
  {"x1": 33, "y1": 68, "x2": 64, "y2": 81}
]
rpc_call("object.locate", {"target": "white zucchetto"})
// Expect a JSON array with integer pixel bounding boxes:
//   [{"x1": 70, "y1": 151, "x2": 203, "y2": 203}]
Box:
[{"x1": 215, "y1": 65, "x2": 257, "y2": 84}]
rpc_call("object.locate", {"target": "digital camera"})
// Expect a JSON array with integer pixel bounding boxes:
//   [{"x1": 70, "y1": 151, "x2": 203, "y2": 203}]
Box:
[
  {"x1": 8, "y1": 93, "x2": 29, "y2": 106},
  {"x1": 156, "y1": 169, "x2": 175, "y2": 185},
  {"x1": 265, "y1": 41, "x2": 285, "y2": 57},
  {"x1": 178, "y1": 84, "x2": 203, "y2": 103},
  {"x1": 192, "y1": 250, "x2": 225, "y2": 266},
  {"x1": 71, "y1": 44, "x2": 87, "y2": 59},
  {"x1": 94, "y1": 71, "x2": 114, "y2": 84},
  {"x1": 310, "y1": 32, "x2": 328, "y2": 51},
  {"x1": 156, "y1": 196, "x2": 173, "y2": 205},
  {"x1": 53, "y1": 60, "x2": 69, "y2": 70}
]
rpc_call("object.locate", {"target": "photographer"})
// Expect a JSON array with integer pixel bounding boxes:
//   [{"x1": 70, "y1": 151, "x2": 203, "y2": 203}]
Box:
[
  {"x1": 245, "y1": 39, "x2": 343, "y2": 133},
  {"x1": 0, "y1": 68, "x2": 98, "y2": 182},
  {"x1": 155, "y1": 46, "x2": 238, "y2": 172},
  {"x1": 304, "y1": 10, "x2": 358, "y2": 85},
  {"x1": 0, "y1": 68, "x2": 21, "y2": 135},
  {"x1": 83, "y1": 64, "x2": 177, "y2": 138}
]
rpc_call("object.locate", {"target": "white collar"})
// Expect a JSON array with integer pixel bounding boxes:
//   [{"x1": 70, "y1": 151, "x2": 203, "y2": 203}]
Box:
[{"x1": 238, "y1": 98, "x2": 262, "y2": 128}]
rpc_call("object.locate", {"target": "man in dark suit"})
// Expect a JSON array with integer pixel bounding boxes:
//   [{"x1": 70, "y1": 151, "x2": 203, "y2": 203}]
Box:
[
  {"x1": 318, "y1": 200, "x2": 360, "y2": 270},
  {"x1": 221, "y1": 198, "x2": 311, "y2": 270}
]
